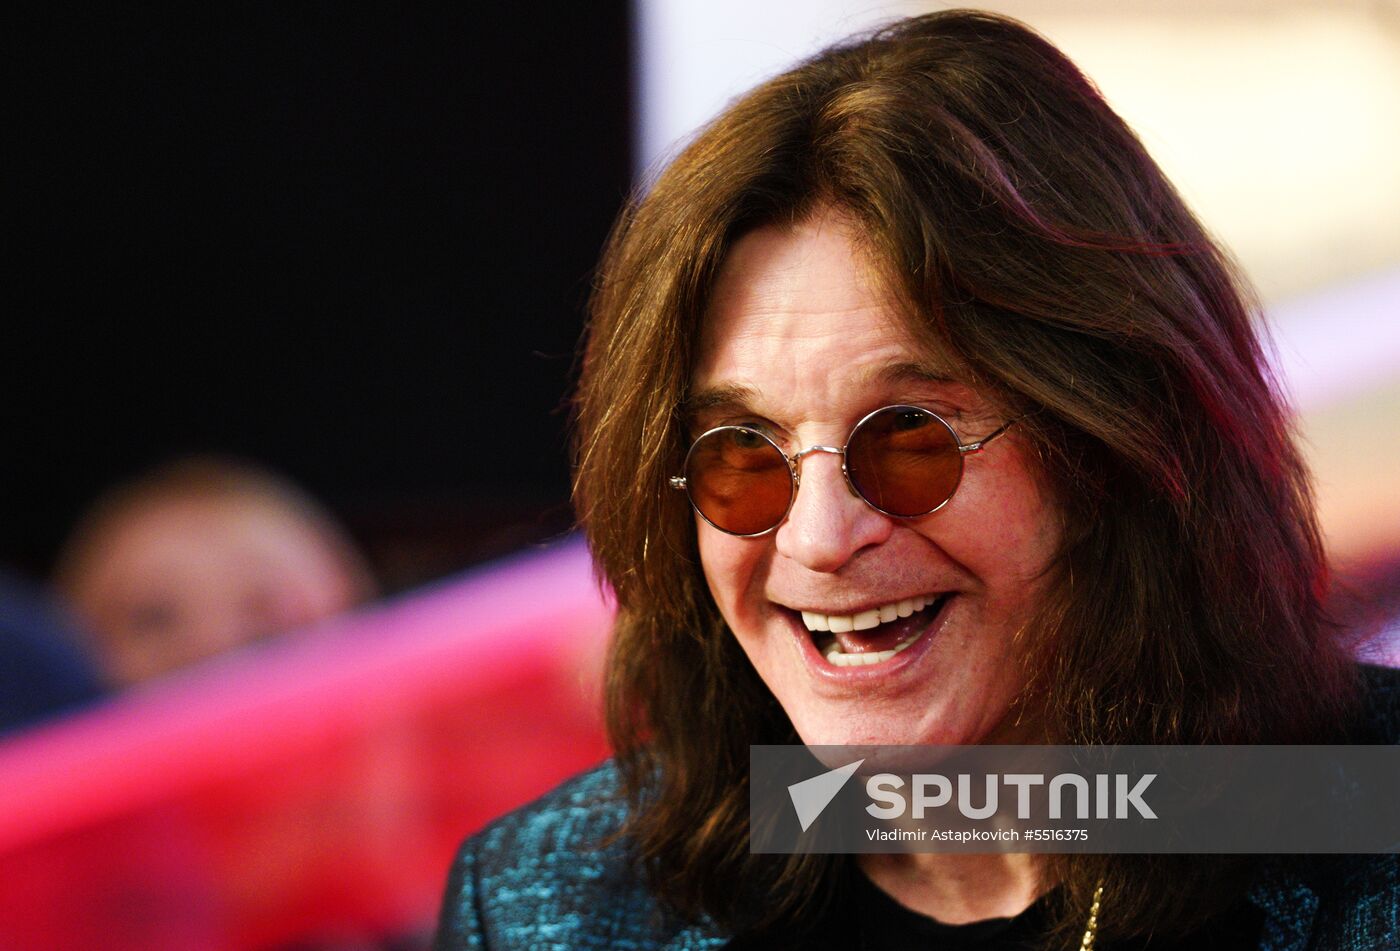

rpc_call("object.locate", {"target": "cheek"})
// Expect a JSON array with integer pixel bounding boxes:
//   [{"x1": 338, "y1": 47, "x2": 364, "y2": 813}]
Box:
[
  {"x1": 974, "y1": 446, "x2": 1063, "y2": 568},
  {"x1": 696, "y1": 524, "x2": 765, "y2": 621},
  {"x1": 986, "y1": 496, "x2": 1061, "y2": 573}
]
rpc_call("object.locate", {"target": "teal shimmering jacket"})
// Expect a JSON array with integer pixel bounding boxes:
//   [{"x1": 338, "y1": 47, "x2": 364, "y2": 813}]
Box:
[{"x1": 434, "y1": 667, "x2": 1400, "y2": 950}]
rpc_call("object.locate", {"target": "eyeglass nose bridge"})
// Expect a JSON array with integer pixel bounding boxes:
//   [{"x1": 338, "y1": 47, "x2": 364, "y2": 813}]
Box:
[
  {"x1": 787, "y1": 444, "x2": 861, "y2": 499},
  {"x1": 789, "y1": 444, "x2": 845, "y2": 466}
]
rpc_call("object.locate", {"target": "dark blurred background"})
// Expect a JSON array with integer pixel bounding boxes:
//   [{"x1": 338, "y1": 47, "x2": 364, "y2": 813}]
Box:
[{"x1": 9, "y1": 4, "x2": 632, "y2": 591}]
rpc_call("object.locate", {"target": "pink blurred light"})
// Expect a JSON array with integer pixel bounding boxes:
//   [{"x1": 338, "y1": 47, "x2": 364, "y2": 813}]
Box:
[{"x1": 1267, "y1": 267, "x2": 1400, "y2": 409}]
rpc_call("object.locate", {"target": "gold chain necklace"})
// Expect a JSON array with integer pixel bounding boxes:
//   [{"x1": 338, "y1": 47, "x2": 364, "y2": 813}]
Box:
[{"x1": 1080, "y1": 881, "x2": 1104, "y2": 949}]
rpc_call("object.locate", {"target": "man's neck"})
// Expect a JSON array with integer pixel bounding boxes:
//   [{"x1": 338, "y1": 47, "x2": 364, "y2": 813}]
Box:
[{"x1": 856, "y1": 852, "x2": 1045, "y2": 924}]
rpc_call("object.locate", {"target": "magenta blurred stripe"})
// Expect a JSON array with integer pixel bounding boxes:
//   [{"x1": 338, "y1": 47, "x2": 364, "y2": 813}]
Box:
[{"x1": 0, "y1": 536, "x2": 613, "y2": 851}]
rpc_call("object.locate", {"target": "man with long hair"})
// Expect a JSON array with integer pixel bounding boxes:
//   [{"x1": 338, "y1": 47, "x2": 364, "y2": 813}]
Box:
[{"x1": 437, "y1": 11, "x2": 1397, "y2": 949}]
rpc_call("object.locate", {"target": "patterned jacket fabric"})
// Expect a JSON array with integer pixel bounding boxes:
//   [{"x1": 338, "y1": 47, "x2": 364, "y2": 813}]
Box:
[{"x1": 434, "y1": 665, "x2": 1400, "y2": 950}]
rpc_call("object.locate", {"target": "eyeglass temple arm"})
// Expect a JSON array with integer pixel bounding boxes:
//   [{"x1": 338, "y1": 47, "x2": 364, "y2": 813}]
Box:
[{"x1": 960, "y1": 411, "x2": 1032, "y2": 454}]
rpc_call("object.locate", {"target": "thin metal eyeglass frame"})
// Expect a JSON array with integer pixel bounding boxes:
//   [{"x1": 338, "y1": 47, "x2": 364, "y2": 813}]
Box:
[{"x1": 668, "y1": 404, "x2": 1022, "y2": 537}]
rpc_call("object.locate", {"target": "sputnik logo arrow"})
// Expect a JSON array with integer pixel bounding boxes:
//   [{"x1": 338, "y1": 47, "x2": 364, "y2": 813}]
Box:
[{"x1": 787, "y1": 759, "x2": 865, "y2": 831}]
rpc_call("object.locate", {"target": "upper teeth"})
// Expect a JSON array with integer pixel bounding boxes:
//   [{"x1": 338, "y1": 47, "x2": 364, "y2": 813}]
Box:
[{"x1": 800, "y1": 595, "x2": 937, "y2": 633}]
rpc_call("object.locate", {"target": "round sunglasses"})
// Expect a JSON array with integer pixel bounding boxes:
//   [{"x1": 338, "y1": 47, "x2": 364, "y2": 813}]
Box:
[{"x1": 669, "y1": 404, "x2": 1021, "y2": 537}]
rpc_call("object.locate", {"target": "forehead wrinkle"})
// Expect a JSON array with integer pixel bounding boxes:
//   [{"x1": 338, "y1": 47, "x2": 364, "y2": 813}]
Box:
[{"x1": 686, "y1": 356, "x2": 973, "y2": 429}]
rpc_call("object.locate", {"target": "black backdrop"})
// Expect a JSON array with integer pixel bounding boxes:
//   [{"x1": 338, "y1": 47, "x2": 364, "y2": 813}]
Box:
[{"x1": 10, "y1": 5, "x2": 633, "y2": 587}]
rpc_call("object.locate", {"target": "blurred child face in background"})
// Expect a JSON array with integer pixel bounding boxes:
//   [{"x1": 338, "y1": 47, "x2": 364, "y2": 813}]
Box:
[{"x1": 63, "y1": 490, "x2": 367, "y2": 687}]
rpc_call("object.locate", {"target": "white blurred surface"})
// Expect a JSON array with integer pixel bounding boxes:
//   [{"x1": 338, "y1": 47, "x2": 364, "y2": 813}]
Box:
[{"x1": 635, "y1": 0, "x2": 1400, "y2": 304}]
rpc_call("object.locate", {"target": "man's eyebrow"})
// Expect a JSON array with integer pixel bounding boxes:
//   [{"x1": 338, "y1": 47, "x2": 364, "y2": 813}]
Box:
[
  {"x1": 869, "y1": 361, "x2": 962, "y2": 388},
  {"x1": 680, "y1": 383, "x2": 760, "y2": 421}
]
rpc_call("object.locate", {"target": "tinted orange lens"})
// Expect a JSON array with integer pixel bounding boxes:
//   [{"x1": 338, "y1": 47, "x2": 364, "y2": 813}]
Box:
[
  {"x1": 685, "y1": 427, "x2": 793, "y2": 535},
  {"x1": 845, "y1": 406, "x2": 962, "y2": 517}
]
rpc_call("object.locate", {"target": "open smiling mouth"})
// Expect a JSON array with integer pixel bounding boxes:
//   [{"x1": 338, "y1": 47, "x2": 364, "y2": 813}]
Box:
[{"x1": 798, "y1": 594, "x2": 952, "y2": 668}]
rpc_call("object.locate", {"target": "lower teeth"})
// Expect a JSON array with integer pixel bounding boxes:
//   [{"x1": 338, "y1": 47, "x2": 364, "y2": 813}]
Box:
[
  {"x1": 821, "y1": 600, "x2": 942, "y2": 668},
  {"x1": 824, "y1": 632, "x2": 920, "y2": 667}
]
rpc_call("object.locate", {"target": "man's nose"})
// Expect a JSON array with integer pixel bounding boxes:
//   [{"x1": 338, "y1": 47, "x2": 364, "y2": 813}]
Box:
[{"x1": 773, "y1": 449, "x2": 892, "y2": 573}]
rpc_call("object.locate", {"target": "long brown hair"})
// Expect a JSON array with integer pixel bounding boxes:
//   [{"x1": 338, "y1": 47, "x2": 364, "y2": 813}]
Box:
[{"x1": 573, "y1": 10, "x2": 1357, "y2": 944}]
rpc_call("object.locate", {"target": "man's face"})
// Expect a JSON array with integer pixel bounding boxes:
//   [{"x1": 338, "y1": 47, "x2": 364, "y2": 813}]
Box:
[{"x1": 689, "y1": 209, "x2": 1062, "y2": 747}]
